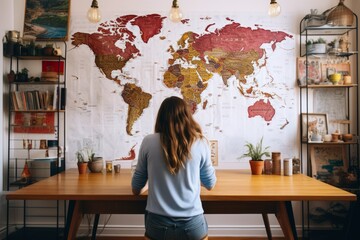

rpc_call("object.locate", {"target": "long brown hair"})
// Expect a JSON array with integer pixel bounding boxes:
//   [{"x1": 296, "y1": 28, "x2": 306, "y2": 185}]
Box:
[{"x1": 155, "y1": 96, "x2": 203, "y2": 174}]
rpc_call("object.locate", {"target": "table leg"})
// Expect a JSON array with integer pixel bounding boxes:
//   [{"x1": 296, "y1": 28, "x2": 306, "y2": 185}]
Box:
[
  {"x1": 285, "y1": 201, "x2": 298, "y2": 240},
  {"x1": 262, "y1": 213, "x2": 272, "y2": 240},
  {"x1": 66, "y1": 200, "x2": 83, "y2": 240},
  {"x1": 64, "y1": 200, "x2": 74, "y2": 239},
  {"x1": 275, "y1": 201, "x2": 298, "y2": 240},
  {"x1": 92, "y1": 214, "x2": 100, "y2": 240}
]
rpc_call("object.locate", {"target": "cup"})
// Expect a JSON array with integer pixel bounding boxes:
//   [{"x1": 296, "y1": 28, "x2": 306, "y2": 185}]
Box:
[
  {"x1": 106, "y1": 161, "x2": 113, "y2": 173},
  {"x1": 114, "y1": 164, "x2": 121, "y2": 173}
]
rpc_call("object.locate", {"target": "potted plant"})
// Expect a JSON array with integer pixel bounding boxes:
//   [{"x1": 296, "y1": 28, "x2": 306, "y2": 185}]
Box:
[
  {"x1": 76, "y1": 150, "x2": 88, "y2": 174},
  {"x1": 77, "y1": 148, "x2": 104, "y2": 173},
  {"x1": 240, "y1": 137, "x2": 270, "y2": 175},
  {"x1": 16, "y1": 68, "x2": 29, "y2": 82},
  {"x1": 306, "y1": 37, "x2": 327, "y2": 54}
]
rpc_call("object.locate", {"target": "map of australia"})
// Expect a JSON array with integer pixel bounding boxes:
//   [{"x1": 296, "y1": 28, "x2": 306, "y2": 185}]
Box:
[{"x1": 71, "y1": 14, "x2": 293, "y2": 135}]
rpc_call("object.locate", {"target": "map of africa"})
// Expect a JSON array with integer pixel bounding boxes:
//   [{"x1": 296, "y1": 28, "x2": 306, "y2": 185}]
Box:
[{"x1": 71, "y1": 14, "x2": 292, "y2": 136}]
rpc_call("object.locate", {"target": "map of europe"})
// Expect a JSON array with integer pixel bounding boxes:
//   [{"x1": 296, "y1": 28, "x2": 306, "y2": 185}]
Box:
[{"x1": 71, "y1": 14, "x2": 293, "y2": 136}]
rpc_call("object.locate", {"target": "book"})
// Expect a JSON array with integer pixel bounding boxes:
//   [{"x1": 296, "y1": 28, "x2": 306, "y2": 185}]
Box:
[
  {"x1": 60, "y1": 87, "x2": 66, "y2": 110},
  {"x1": 53, "y1": 86, "x2": 59, "y2": 110},
  {"x1": 11, "y1": 92, "x2": 19, "y2": 111}
]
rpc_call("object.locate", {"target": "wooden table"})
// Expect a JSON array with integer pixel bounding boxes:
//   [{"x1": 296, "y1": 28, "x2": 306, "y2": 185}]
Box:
[{"x1": 6, "y1": 169, "x2": 356, "y2": 240}]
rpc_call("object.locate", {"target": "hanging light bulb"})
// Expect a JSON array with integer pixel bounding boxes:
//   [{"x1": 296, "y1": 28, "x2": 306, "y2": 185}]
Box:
[
  {"x1": 169, "y1": 0, "x2": 183, "y2": 23},
  {"x1": 268, "y1": 0, "x2": 281, "y2": 17},
  {"x1": 87, "y1": 0, "x2": 101, "y2": 23}
]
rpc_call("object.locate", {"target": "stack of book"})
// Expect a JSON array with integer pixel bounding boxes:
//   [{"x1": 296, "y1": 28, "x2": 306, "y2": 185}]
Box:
[{"x1": 11, "y1": 87, "x2": 66, "y2": 111}]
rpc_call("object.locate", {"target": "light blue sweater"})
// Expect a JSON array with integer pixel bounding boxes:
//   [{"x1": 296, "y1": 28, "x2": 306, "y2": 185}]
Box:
[{"x1": 131, "y1": 133, "x2": 216, "y2": 217}]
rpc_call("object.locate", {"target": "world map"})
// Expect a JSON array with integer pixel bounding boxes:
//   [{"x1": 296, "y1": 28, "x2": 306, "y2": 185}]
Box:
[{"x1": 71, "y1": 14, "x2": 293, "y2": 136}]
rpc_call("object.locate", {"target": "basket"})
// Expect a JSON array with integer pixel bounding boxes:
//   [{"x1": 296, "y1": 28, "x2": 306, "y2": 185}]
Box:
[{"x1": 326, "y1": 0, "x2": 354, "y2": 26}]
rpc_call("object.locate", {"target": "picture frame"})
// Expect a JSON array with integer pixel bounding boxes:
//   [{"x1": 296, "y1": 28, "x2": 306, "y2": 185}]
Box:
[
  {"x1": 310, "y1": 145, "x2": 348, "y2": 187},
  {"x1": 297, "y1": 57, "x2": 321, "y2": 85},
  {"x1": 301, "y1": 113, "x2": 328, "y2": 142},
  {"x1": 23, "y1": 0, "x2": 71, "y2": 41},
  {"x1": 320, "y1": 62, "x2": 351, "y2": 82},
  {"x1": 209, "y1": 140, "x2": 218, "y2": 166}
]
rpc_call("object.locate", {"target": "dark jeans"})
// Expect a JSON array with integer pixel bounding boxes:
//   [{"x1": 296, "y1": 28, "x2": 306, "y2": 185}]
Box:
[{"x1": 145, "y1": 211, "x2": 208, "y2": 240}]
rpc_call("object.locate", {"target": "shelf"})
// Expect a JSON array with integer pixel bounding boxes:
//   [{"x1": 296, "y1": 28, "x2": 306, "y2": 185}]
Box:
[
  {"x1": 10, "y1": 110, "x2": 65, "y2": 113},
  {"x1": 299, "y1": 83, "x2": 357, "y2": 88},
  {"x1": 303, "y1": 141, "x2": 358, "y2": 145},
  {"x1": 10, "y1": 124, "x2": 56, "y2": 128},
  {"x1": 300, "y1": 51, "x2": 358, "y2": 58},
  {"x1": 4, "y1": 55, "x2": 65, "y2": 60},
  {"x1": 301, "y1": 24, "x2": 356, "y2": 36},
  {"x1": 11, "y1": 81, "x2": 65, "y2": 85}
]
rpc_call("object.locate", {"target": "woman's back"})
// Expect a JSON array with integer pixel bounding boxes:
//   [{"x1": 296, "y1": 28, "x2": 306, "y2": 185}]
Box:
[{"x1": 133, "y1": 133, "x2": 216, "y2": 217}]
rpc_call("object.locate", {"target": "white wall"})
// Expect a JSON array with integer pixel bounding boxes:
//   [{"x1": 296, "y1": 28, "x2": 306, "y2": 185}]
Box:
[{"x1": 2, "y1": 0, "x2": 357, "y2": 238}]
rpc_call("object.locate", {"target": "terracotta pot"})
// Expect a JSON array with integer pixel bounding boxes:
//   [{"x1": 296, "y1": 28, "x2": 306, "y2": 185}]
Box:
[
  {"x1": 77, "y1": 162, "x2": 88, "y2": 174},
  {"x1": 249, "y1": 160, "x2": 264, "y2": 175},
  {"x1": 88, "y1": 158, "x2": 104, "y2": 173}
]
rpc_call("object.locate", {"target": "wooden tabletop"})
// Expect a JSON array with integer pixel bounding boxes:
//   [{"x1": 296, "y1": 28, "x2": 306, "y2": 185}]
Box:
[{"x1": 6, "y1": 169, "x2": 357, "y2": 202}]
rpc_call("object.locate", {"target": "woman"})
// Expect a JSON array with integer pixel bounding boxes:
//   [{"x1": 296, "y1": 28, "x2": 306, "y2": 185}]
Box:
[{"x1": 132, "y1": 96, "x2": 217, "y2": 240}]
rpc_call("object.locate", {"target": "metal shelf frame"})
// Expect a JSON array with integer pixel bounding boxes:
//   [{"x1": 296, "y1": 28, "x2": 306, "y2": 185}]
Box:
[
  {"x1": 4, "y1": 42, "x2": 68, "y2": 239},
  {"x1": 299, "y1": 14, "x2": 360, "y2": 239}
]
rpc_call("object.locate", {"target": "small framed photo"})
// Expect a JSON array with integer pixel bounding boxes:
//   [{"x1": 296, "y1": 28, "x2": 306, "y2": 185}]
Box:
[
  {"x1": 297, "y1": 57, "x2": 321, "y2": 85},
  {"x1": 209, "y1": 140, "x2": 218, "y2": 166},
  {"x1": 310, "y1": 145, "x2": 348, "y2": 187},
  {"x1": 301, "y1": 113, "x2": 328, "y2": 142}
]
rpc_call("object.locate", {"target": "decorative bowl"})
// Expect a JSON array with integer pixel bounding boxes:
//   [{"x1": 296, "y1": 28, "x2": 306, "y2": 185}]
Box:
[
  {"x1": 328, "y1": 73, "x2": 342, "y2": 85},
  {"x1": 88, "y1": 157, "x2": 104, "y2": 173},
  {"x1": 342, "y1": 134, "x2": 353, "y2": 142}
]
